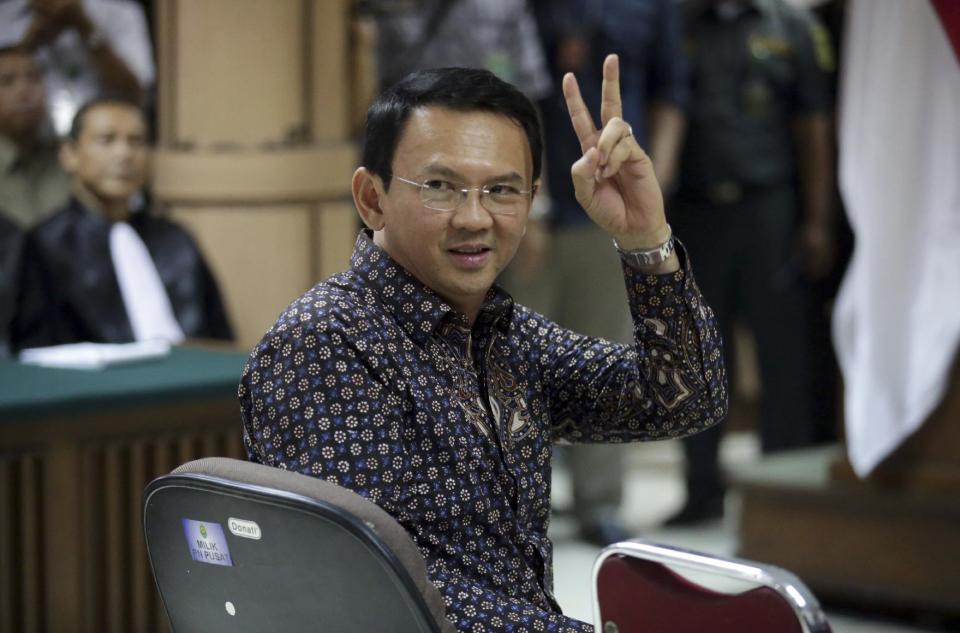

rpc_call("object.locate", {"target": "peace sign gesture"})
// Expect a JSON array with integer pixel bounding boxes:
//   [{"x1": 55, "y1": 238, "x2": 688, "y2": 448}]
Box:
[{"x1": 564, "y1": 54, "x2": 672, "y2": 254}]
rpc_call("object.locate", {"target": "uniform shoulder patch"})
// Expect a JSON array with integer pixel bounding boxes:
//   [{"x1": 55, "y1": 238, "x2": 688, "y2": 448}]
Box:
[{"x1": 810, "y1": 21, "x2": 835, "y2": 72}]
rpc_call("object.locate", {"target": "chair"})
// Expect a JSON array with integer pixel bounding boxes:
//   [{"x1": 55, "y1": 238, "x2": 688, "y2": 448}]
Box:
[
  {"x1": 143, "y1": 457, "x2": 455, "y2": 633},
  {"x1": 593, "y1": 540, "x2": 832, "y2": 633}
]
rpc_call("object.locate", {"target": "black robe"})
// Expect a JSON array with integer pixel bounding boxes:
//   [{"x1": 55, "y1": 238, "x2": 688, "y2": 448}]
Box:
[
  {"x1": 0, "y1": 214, "x2": 22, "y2": 358},
  {"x1": 13, "y1": 198, "x2": 233, "y2": 350}
]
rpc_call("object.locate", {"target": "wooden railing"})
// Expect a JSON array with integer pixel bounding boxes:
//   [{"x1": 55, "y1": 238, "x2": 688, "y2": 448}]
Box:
[{"x1": 1, "y1": 397, "x2": 245, "y2": 633}]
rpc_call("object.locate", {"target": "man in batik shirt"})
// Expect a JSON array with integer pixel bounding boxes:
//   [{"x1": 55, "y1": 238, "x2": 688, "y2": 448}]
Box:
[{"x1": 240, "y1": 57, "x2": 727, "y2": 632}]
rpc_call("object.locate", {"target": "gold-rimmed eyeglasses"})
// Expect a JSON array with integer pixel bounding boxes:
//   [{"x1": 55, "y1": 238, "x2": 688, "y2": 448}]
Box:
[{"x1": 393, "y1": 175, "x2": 535, "y2": 215}]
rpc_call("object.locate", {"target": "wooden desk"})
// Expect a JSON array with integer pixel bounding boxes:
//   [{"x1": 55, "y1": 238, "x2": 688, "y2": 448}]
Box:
[
  {"x1": 735, "y1": 361, "x2": 960, "y2": 617},
  {"x1": 0, "y1": 347, "x2": 249, "y2": 633}
]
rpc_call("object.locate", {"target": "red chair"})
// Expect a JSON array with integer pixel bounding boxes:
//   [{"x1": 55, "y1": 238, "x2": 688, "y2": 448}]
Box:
[{"x1": 593, "y1": 540, "x2": 832, "y2": 633}]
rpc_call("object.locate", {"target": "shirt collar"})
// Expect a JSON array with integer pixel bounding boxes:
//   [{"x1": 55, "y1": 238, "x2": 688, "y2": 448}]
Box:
[
  {"x1": 348, "y1": 230, "x2": 514, "y2": 346},
  {"x1": 0, "y1": 133, "x2": 60, "y2": 174}
]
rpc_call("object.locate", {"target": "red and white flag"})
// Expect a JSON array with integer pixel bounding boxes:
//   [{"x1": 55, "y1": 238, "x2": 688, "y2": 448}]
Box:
[{"x1": 833, "y1": 0, "x2": 960, "y2": 476}]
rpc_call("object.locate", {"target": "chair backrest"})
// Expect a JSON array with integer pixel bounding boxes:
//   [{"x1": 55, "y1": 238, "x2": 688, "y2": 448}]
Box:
[
  {"x1": 593, "y1": 540, "x2": 832, "y2": 633},
  {"x1": 143, "y1": 457, "x2": 455, "y2": 633}
]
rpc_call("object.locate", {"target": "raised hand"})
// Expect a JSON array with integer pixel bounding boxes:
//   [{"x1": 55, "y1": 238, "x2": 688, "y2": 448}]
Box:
[
  {"x1": 21, "y1": 0, "x2": 95, "y2": 50},
  {"x1": 563, "y1": 54, "x2": 670, "y2": 251}
]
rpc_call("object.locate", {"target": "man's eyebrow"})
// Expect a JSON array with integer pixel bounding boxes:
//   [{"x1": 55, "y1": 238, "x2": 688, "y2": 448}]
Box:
[
  {"x1": 420, "y1": 164, "x2": 462, "y2": 179},
  {"x1": 420, "y1": 164, "x2": 524, "y2": 183}
]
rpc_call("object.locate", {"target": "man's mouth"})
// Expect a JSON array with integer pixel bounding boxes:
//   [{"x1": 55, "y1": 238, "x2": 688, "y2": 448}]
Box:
[
  {"x1": 447, "y1": 245, "x2": 492, "y2": 268},
  {"x1": 449, "y1": 245, "x2": 490, "y2": 255}
]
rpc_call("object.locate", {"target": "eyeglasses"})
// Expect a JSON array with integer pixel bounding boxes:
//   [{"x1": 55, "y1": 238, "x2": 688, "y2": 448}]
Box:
[{"x1": 393, "y1": 175, "x2": 535, "y2": 215}]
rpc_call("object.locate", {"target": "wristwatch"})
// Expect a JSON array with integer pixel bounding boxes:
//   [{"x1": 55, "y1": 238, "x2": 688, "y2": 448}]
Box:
[{"x1": 613, "y1": 226, "x2": 676, "y2": 268}]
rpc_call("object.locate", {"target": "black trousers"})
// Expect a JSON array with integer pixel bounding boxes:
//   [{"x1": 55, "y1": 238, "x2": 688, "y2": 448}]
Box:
[{"x1": 669, "y1": 185, "x2": 817, "y2": 503}]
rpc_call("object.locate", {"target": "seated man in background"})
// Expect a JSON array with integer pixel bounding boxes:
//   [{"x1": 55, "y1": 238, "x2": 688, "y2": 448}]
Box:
[
  {"x1": 0, "y1": 214, "x2": 22, "y2": 358},
  {"x1": 240, "y1": 59, "x2": 726, "y2": 632},
  {"x1": 0, "y1": 46, "x2": 70, "y2": 228},
  {"x1": 13, "y1": 97, "x2": 233, "y2": 350}
]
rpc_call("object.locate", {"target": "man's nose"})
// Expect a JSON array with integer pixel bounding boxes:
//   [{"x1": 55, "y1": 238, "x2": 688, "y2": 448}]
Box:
[
  {"x1": 113, "y1": 140, "x2": 137, "y2": 158},
  {"x1": 451, "y1": 189, "x2": 493, "y2": 230}
]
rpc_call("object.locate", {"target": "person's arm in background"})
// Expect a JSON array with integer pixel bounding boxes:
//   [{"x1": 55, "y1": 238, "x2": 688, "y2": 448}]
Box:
[
  {"x1": 790, "y1": 10, "x2": 837, "y2": 279},
  {"x1": 645, "y1": 0, "x2": 689, "y2": 193},
  {"x1": 21, "y1": 0, "x2": 149, "y2": 102},
  {"x1": 648, "y1": 103, "x2": 685, "y2": 192},
  {"x1": 793, "y1": 112, "x2": 834, "y2": 278}
]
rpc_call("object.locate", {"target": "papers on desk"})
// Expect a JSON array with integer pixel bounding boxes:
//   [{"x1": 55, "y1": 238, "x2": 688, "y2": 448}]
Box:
[{"x1": 18, "y1": 340, "x2": 172, "y2": 370}]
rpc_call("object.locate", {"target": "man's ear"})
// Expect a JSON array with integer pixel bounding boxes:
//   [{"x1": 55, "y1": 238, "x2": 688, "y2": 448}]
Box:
[
  {"x1": 352, "y1": 167, "x2": 386, "y2": 231},
  {"x1": 59, "y1": 140, "x2": 78, "y2": 174}
]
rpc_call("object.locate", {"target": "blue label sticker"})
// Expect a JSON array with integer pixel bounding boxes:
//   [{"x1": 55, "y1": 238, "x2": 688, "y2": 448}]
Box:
[{"x1": 182, "y1": 518, "x2": 233, "y2": 567}]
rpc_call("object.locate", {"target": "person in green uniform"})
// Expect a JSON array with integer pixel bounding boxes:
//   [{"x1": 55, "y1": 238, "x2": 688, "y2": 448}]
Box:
[
  {"x1": 0, "y1": 46, "x2": 70, "y2": 228},
  {"x1": 665, "y1": 0, "x2": 836, "y2": 525}
]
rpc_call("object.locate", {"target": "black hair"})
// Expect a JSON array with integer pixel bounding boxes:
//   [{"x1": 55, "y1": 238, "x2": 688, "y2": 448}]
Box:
[
  {"x1": 361, "y1": 67, "x2": 543, "y2": 190},
  {"x1": 68, "y1": 95, "x2": 146, "y2": 140}
]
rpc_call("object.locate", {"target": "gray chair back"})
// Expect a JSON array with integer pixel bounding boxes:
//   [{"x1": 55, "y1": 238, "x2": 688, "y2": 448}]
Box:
[{"x1": 143, "y1": 457, "x2": 454, "y2": 633}]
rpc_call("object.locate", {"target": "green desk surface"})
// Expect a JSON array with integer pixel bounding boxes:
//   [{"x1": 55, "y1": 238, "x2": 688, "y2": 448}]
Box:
[{"x1": 0, "y1": 346, "x2": 248, "y2": 423}]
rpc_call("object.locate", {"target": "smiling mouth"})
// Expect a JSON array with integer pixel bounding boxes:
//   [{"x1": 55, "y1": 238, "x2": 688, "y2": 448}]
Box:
[
  {"x1": 447, "y1": 245, "x2": 492, "y2": 269},
  {"x1": 448, "y1": 246, "x2": 490, "y2": 255}
]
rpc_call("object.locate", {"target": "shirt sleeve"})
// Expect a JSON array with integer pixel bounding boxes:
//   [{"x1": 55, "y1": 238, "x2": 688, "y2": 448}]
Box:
[
  {"x1": 788, "y1": 10, "x2": 834, "y2": 115},
  {"x1": 540, "y1": 244, "x2": 727, "y2": 443},
  {"x1": 430, "y1": 568, "x2": 594, "y2": 633},
  {"x1": 86, "y1": 0, "x2": 156, "y2": 86}
]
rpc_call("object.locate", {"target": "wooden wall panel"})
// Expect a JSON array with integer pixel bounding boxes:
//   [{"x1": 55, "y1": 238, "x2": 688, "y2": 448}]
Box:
[
  {"x1": 152, "y1": 145, "x2": 357, "y2": 203},
  {"x1": 0, "y1": 455, "x2": 43, "y2": 633},
  {"x1": 172, "y1": 0, "x2": 305, "y2": 147},
  {"x1": 168, "y1": 206, "x2": 316, "y2": 349},
  {"x1": 311, "y1": 0, "x2": 350, "y2": 141},
  {"x1": 155, "y1": 0, "x2": 360, "y2": 348},
  {"x1": 0, "y1": 430, "x2": 248, "y2": 632},
  {"x1": 0, "y1": 460, "x2": 13, "y2": 632}
]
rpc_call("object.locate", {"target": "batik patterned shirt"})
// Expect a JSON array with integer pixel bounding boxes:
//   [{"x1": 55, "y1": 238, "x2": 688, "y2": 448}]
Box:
[{"x1": 239, "y1": 232, "x2": 726, "y2": 632}]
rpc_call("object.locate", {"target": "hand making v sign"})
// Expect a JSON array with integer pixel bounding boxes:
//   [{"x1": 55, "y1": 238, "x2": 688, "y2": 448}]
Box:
[{"x1": 564, "y1": 54, "x2": 679, "y2": 272}]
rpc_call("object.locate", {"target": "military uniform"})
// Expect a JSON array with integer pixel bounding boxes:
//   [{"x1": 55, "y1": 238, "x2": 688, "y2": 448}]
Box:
[{"x1": 669, "y1": 0, "x2": 834, "y2": 518}]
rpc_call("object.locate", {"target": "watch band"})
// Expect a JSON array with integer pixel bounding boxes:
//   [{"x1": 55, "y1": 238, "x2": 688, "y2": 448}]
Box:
[{"x1": 612, "y1": 226, "x2": 676, "y2": 268}]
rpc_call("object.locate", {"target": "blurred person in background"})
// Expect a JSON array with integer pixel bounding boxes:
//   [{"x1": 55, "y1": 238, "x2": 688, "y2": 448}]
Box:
[
  {"x1": 12, "y1": 97, "x2": 232, "y2": 350},
  {"x1": 513, "y1": 0, "x2": 689, "y2": 545},
  {"x1": 665, "y1": 0, "x2": 835, "y2": 525},
  {"x1": 0, "y1": 0, "x2": 154, "y2": 135},
  {"x1": 0, "y1": 45, "x2": 70, "y2": 228},
  {"x1": 372, "y1": 0, "x2": 551, "y2": 102}
]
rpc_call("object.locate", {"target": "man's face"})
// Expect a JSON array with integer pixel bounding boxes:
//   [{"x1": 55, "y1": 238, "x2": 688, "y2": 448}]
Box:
[
  {"x1": 0, "y1": 51, "x2": 46, "y2": 140},
  {"x1": 62, "y1": 103, "x2": 148, "y2": 207},
  {"x1": 374, "y1": 107, "x2": 535, "y2": 316}
]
